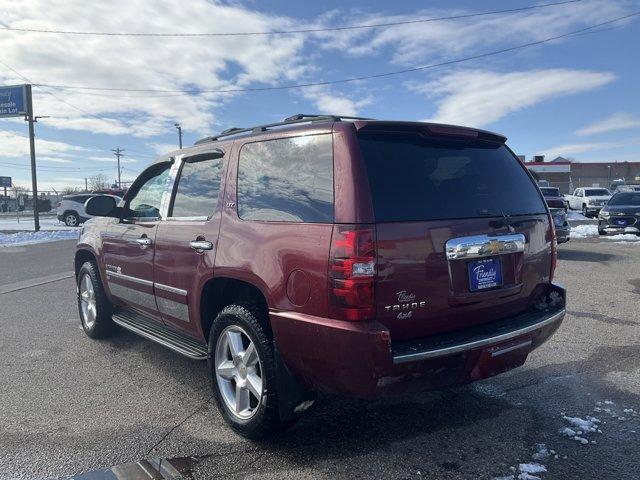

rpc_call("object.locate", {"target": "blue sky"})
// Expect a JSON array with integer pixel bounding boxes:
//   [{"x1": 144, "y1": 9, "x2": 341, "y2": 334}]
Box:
[{"x1": 0, "y1": 0, "x2": 639, "y2": 191}]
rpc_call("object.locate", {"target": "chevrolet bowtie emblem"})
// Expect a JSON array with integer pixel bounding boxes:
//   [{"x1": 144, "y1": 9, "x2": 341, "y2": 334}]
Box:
[{"x1": 485, "y1": 240, "x2": 502, "y2": 255}]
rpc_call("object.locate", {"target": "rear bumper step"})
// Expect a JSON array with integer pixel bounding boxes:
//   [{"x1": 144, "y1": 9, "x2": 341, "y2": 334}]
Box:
[
  {"x1": 112, "y1": 310, "x2": 208, "y2": 360},
  {"x1": 392, "y1": 306, "x2": 565, "y2": 364}
]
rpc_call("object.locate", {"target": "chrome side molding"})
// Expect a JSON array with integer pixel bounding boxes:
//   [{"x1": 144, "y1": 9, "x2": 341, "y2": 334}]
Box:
[{"x1": 445, "y1": 233, "x2": 525, "y2": 260}]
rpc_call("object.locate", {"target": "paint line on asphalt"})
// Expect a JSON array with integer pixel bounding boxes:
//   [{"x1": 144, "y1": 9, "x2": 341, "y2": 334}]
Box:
[{"x1": 0, "y1": 272, "x2": 75, "y2": 295}]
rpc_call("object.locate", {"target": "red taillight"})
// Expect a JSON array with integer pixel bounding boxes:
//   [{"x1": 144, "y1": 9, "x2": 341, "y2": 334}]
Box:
[
  {"x1": 548, "y1": 214, "x2": 558, "y2": 282},
  {"x1": 328, "y1": 225, "x2": 376, "y2": 321}
]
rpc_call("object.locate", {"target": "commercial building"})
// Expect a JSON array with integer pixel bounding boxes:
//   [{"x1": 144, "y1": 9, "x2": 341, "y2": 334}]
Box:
[{"x1": 523, "y1": 156, "x2": 640, "y2": 193}]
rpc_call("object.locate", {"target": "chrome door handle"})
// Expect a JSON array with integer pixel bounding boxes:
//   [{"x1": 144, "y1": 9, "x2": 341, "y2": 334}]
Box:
[
  {"x1": 136, "y1": 237, "x2": 153, "y2": 247},
  {"x1": 189, "y1": 240, "x2": 213, "y2": 251}
]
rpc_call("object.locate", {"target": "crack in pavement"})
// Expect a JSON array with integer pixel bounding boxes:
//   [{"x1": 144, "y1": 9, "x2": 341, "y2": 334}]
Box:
[
  {"x1": 567, "y1": 310, "x2": 637, "y2": 327},
  {"x1": 0, "y1": 271, "x2": 74, "y2": 295},
  {"x1": 147, "y1": 397, "x2": 214, "y2": 454}
]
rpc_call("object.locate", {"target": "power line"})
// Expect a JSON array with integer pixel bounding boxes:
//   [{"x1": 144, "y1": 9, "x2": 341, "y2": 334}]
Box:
[
  {"x1": 0, "y1": 0, "x2": 582, "y2": 37},
  {"x1": 0, "y1": 8, "x2": 636, "y2": 139},
  {"x1": 26, "y1": 11, "x2": 640, "y2": 96},
  {"x1": 0, "y1": 161, "x2": 116, "y2": 172},
  {"x1": 0, "y1": 11, "x2": 636, "y2": 102}
]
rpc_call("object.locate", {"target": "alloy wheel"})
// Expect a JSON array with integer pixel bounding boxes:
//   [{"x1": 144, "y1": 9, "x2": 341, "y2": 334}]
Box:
[
  {"x1": 65, "y1": 214, "x2": 78, "y2": 226},
  {"x1": 215, "y1": 325, "x2": 263, "y2": 420},
  {"x1": 79, "y1": 273, "x2": 97, "y2": 329}
]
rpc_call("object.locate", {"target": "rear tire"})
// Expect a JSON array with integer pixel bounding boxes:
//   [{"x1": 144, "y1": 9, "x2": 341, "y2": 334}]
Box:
[
  {"x1": 64, "y1": 212, "x2": 80, "y2": 227},
  {"x1": 77, "y1": 261, "x2": 117, "y2": 338},
  {"x1": 208, "y1": 304, "x2": 289, "y2": 439}
]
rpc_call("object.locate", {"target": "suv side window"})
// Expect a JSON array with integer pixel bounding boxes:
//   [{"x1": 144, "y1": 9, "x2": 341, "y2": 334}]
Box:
[
  {"x1": 237, "y1": 134, "x2": 334, "y2": 223},
  {"x1": 126, "y1": 164, "x2": 172, "y2": 219},
  {"x1": 170, "y1": 157, "x2": 223, "y2": 218}
]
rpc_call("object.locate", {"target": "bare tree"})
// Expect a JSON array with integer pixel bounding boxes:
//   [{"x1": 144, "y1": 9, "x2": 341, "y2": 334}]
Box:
[
  {"x1": 11, "y1": 184, "x2": 26, "y2": 199},
  {"x1": 88, "y1": 174, "x2": 110, "y2": 191},
  {"x1": 63, "y1": 186, "x2": 81, "y2": 195}
]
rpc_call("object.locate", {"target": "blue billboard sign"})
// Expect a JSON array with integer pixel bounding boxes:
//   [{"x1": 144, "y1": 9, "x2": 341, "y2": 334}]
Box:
[
  {"x1": 0, "y1": 176, "x2": 11, "y2": 187},
  {"x1": 0, "y1": 85, "x2": 27, "y2": 118}
]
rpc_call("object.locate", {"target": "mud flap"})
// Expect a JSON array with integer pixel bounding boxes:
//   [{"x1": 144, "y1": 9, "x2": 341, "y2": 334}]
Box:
[{"x1": 274, "y1": 343, "x2": 317, "y2": 421}]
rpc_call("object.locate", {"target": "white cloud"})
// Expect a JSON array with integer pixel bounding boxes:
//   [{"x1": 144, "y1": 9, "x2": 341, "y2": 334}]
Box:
[
  {"x1": 149, "y1": 143, "x2": 180, "y2": 156},
  {"x1": 576, "y1": 112, "x2": 640, "y2": 136},
  {"x1": 38, "y1": 156, "x2": 73, "y2": 164},
  {"x1": 301, "y1": 86, "x2": 372, "y2": 117},
  {"x1": 0, "y1": 0, "x2": 310, "y2": 138},
  {"x1": 0, "y1": 130, "x2": 85, "y2": 158},
  {"x1": 539, "y1": 137, "x2": 640, "y2": 157},
  {"x1": 412, "y1": 69, "x2": 615, "y2": 127},
  {"x1": 317, "y1": 0, "x2": 629, "y2": 65}
]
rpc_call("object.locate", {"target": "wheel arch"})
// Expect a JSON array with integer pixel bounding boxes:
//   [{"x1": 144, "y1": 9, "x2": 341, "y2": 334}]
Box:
[
  {"x1": 74, "y1": 248, "x2": 98, "y2": 278},
  {"x1": 200, "y1": 276, "x2": 271, "y2": 342}
]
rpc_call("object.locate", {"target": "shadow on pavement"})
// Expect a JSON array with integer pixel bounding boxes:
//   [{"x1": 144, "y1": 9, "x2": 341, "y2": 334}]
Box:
[
  {"x1": 67, "y1": 342, "x2": 640, "y2": 480},
  {"x1": 557, "y1": 248, "x2": 619, "y2": 263}
]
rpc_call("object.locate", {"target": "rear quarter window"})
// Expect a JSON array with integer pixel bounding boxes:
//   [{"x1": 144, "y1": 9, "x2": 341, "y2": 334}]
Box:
[
  {"x1": 237, "y1": 134, "x2": 334, "y2": 223},
  {"x1": 358, "y1": 132, "x2": 546, "y2": 222}
]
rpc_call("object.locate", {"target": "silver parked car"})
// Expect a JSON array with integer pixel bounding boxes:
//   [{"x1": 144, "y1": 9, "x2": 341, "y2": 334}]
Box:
[{"x1": 56, "y1": 194, "x2": 121, "y2": 226}]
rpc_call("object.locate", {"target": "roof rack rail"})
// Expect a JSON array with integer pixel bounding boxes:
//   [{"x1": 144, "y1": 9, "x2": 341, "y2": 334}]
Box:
[
  {"x1": 194, "y1": 113, "x2": 373, "y2": 145},
  {"x1": 219, "y1": 127, "x2": 244, "y2": 135},
  {"x1": 283, "y1": 113, "x2": 372, "y2": 122}
]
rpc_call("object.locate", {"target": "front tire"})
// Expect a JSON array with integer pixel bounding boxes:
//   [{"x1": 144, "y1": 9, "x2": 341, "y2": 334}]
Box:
[
  {"x1": 77, "y1": 261, "x2": 116, "y2": 338},
  {"x1": 209, "y1": 304, "x2": 286, "y2": 439},
  {"x1": 582, "y1": 205, "x2": 590, "y2": 218}
]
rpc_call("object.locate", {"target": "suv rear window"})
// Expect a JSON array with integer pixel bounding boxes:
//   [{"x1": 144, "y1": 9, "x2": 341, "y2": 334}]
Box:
[
  {"x1": 237, "y1": 134, "x2": 334, "y2": 223},
  {"x1": 358, "y1": 133, "x2": 546, "y2": 222}
]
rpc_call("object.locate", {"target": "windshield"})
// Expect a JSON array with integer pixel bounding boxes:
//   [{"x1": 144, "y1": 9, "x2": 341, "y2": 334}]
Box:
[
  {"x1": 358, "y1": 133, "x2": 546, "y2": 222},
  {"x1": 584, "y1": 189, "x2": 611, "y2": 196},
  {"x1": 608, "y1": 193, "x2": 640, "y2": 206},
  {"x1": 540, "y1": 187, "x2": 560, "y2": 197}
]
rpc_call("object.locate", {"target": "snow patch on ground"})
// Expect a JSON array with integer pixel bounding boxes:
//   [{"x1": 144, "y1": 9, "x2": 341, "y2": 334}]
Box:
[
  {"x1": 493, "y1": 445, "x2": 553, "y2": 480},
  {"x1": 559, "y1": 414, "x2": 601, "y2": 445},
  {"x1": 570, "y1": 224, "x2": 640, "y2": 241},
  {"x1": 567, "y1": 211, "x2": 594, "y2": 221},
  {"x1": 494, "y1": 400, "x2": 639, "y2": 480},
  {"x1": 570, "y1": 224, "x2": 599, "y2": 238},
  {"x1": 0, "y1": 230, "x2": 79, "y2": 247},
  {"x1": 0, "y1": 215, "x2": 76, "y2": 232}
]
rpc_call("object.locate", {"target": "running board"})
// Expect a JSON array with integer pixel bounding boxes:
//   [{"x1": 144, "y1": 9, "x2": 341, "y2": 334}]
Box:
[{"x1": 112, "y1": 309, "x2": 208, "y2": 360}]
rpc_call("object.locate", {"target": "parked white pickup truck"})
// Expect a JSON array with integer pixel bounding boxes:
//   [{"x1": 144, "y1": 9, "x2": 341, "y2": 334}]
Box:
[{"x1": 565, "y1": 187, "x2": 612, "y2": 218}]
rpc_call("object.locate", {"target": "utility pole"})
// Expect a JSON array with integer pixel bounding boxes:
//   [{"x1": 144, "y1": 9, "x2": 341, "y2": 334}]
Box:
[
  {"x1": 174, "y1": 123, "x2": 183, "y2": 149},
  {"x1": 112, "y1": 147, "x2": 124, "y2": 188},
  {"x1": 25, "y1": 85, "x2": 40, "y2": 232},
  {"x1": 85, "y1": 177, "x2": 88, "y2": 192}
]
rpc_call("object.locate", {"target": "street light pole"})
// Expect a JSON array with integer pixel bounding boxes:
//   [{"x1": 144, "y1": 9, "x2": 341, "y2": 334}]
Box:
[{"x1": 174, "y1": 123, "x2": 183, "y2": 149}]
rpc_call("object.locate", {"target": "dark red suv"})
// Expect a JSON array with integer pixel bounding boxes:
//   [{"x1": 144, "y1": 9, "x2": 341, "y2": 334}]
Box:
[{"x1": 76, "y1": 114, "x2": 565, "y2": 438}]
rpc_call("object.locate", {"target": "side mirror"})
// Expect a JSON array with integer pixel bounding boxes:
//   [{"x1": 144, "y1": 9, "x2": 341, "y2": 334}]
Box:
[{"x1": 85, "y1": 195, "x2": 118, "y2": 217}]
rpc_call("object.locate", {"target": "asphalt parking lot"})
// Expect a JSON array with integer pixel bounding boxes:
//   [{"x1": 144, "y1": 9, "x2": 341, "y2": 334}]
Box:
[{"x1": 0, "y1": 237, "x2": 639, "y2": 480}]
